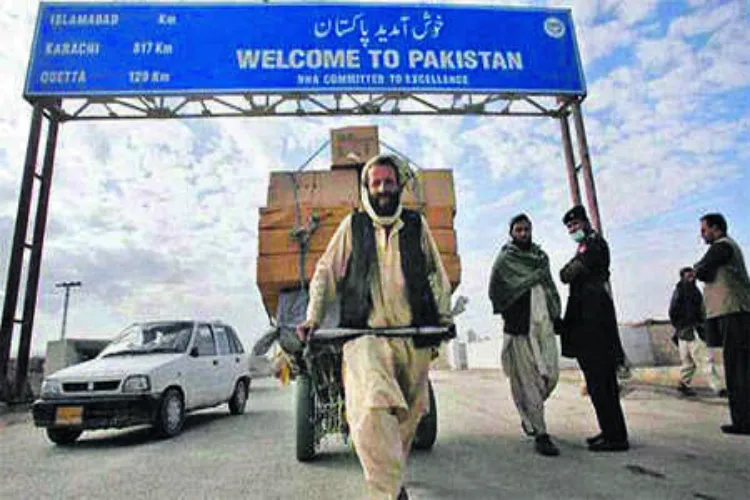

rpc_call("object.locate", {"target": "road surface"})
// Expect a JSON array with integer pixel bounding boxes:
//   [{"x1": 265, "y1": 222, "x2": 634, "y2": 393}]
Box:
[{"x1": 1, "y1": 370, "x2": 748, "y2": 499}]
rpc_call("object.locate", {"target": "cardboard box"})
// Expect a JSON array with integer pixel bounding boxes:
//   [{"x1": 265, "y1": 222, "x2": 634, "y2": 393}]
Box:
[
  {"x1": 420, "y1": 206, "x2": 456, "y2": 230},
  {"x1": 258, "y1": 226, "x2": 338, "y2": 256},
  {"x1": 441, "y1": 253, "x2": 462, "y2": 291},
  {"x1": 401, "y1": 170, "x2": 456, "y2": 208},
  {"x1": 257, "y1": 252, "x2": 324, "y2": 290},
  {"x1": 257, "y1": 251, "x2": 461, "y2": 315},
  {"x1": 257, "y1": 285, "x2": 280, "y2": 322},
  {"x1": 331, "y1": 126, "x2": 379, "y2": 167},
  {"x1": 258, "y1": 205, "x2": 354, "y2": 230},
  {"x1": 266, "y1": 170, "x2": 360, "y2": 207},
  {"x1": 259, "y1": 216, "x2": 454, "y2": 256},
  {"x1": 433, "y1": 229, "x2": 457, "y2": 255}
]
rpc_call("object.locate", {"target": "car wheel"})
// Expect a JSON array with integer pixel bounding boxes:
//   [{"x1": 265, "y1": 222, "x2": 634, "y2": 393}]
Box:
[
  {"x1": 412, "y1": 380, "x2": 437, "y2": 451},
  {"x1": 228, "y1": 379, "x2": 248, "y2": 415},
  {"x1": 155, "y1": 388, "x2": 185, "y2": 438},
  {"x1": 295, "y1": 373, "x2": 316, "y2": 462},
  {"x1": 46, "y1": 427, "x2": 82, "y2": 445}
]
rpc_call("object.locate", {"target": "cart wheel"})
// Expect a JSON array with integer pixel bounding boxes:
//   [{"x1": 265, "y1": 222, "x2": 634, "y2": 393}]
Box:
[
  {"x1": 412, "y1": 380, "x2": 437, "y2": 451},
  {"x1": 296, "y1": 373, "x2": 316, "y2": 461}
]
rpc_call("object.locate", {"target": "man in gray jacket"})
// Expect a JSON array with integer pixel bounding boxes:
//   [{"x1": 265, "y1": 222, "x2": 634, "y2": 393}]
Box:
[{"x1": 694, "y1": 213, "x2": 750, "y2": 435}]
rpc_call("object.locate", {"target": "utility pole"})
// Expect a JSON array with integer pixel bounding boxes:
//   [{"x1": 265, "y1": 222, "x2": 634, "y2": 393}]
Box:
[{"x1": 55, "y1": 281, "x2": 81, "y2": 340}]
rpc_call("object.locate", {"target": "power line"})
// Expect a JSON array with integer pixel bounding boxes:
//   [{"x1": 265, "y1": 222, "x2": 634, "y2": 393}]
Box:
[{"x1": 55, "y1": 281, "x2": 81, "y2": 340}]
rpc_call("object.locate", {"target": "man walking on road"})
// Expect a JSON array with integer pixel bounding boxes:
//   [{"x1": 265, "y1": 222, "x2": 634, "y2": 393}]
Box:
[
  {"x1": 694, "y1": 213, "x2": 750, "y2": 435},
  {"x1": 669, "y1": 266, "x2": 725, "y2": 397},
  {"x1": 559, "y1": 205, "x2": 629, "y2": 452},
  {"x1": 297, "y1": 154, "x2": 453, "y2": 499},
  {"x1": 488, "y1": 213, "x2": 562, "y2": 456}
]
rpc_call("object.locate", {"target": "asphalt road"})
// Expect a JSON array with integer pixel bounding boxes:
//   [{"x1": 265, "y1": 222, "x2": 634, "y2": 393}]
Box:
[{"x1": 1, "y1": 370, "x2": 748, "y2": 499}]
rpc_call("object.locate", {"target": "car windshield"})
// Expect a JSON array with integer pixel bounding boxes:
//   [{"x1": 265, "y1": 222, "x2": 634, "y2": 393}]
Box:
[{"x1": 99, "y1": 321, "x2": 193, "y2": 357}]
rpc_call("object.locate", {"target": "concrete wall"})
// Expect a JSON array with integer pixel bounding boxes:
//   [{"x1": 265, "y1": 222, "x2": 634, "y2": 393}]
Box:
[
  {"x1": 453, "y1": 321, "x2": 682, "y2": 371},
  {"x1": 45, "y1": 339, "x2": 109, "y2": 377},
  {"x1": 464, "y1": 338, "x2": 502, "y2": 369},
  {"x1": 5, "y1": 357, "x2": 45, "y2": 399},
  {"x1": 619, "y1": 325, "x2": 659, "y2": 367},
  {"x1": 643, "y1": 322, "x2": 680, "y2": 366},
  {"x1": 448, "y1": 341, "x2": 468, "y2": 370}
]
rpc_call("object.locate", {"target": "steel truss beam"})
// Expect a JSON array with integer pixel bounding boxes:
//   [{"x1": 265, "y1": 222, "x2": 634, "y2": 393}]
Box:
[
  {"x1": 29, "y1": 92, "x2": 577, "y2": 121},
  {"x1": 2, "y1": 92, "x2": 597, "y2": 403}
]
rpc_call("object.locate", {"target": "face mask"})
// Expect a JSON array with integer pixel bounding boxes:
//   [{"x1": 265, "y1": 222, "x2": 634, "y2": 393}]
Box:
[{"x1": 570, "y1": 229, "x2": 586, "y2": 243}]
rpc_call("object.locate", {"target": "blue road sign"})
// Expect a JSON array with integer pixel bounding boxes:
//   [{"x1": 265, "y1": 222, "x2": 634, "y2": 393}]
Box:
[{"x1": 25, "y1": 2, "x2": 586, "y2": 98}]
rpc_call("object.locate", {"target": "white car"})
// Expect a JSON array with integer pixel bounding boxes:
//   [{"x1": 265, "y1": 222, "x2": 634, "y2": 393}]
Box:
[{"x1": 33, "y1": 320, "x2": 251, "y2": 445}]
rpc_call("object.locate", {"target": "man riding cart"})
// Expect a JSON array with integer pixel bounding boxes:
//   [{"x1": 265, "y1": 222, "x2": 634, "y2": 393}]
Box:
[{"x1": 296, "y1": 154, "x2": 455, "y2": 500}]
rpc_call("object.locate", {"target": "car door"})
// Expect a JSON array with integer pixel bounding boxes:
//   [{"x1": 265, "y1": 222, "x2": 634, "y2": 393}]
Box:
[
  {"x1": 189, "y1": 323, "x2": 220, "y2": 407},
  {"x1": 225, "y1": 326, "x2": 248, "y2": 380},
  {"x1": 211, "y1": 324, "x2": 237, "y2": 401}
]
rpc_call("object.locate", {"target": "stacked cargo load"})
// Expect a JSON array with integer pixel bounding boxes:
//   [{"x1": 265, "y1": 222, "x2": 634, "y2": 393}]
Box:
[
  {"x1": 256, "y1": 126, "x2": 461, "y2": 321},
  {"x1": 256, "y1": 169, "x2": 359, "y2": 317},
  {"x1": 401, "y1": 169, "x2": 461, "y2": 293}
]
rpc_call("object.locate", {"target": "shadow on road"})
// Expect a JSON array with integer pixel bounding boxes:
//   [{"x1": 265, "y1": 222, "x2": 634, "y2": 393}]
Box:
[
  {"x1": 53, "y1": 406, "x2": 278, "y2": 449},
  {"x1": 300, "y1": 448, "x2": 361, "y2": 471},
  {"x1": 403, "y1": 433, "x2": 652, "y2": 498}
]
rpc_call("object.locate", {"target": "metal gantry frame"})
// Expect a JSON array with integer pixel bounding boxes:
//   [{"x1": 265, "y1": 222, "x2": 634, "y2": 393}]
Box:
[
  {"x1": 34, "y1": 92, "x2": 575, "y2": 120},
  {"x1": 0, "y1": 91, "x2": 601, "y2": 402}
]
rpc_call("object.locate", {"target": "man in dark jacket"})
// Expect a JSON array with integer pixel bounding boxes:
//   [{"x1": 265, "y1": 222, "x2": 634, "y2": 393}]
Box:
[
  {"x1": 694, "y1": 213, "x2": 750, "y2": 435},
  {"x1": 559, "y1": 205, "x2": 629, "y2": 451},
  {"x1": 669, "y1": 266, "x2": 724, "y2": 397}
]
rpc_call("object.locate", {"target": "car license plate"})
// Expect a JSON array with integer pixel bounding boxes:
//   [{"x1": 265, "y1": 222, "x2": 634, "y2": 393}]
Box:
[{"x1": 55, "y1": 406, "x2": 83, "y2": 426}]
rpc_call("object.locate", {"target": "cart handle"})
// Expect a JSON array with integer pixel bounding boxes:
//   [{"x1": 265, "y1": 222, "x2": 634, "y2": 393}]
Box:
[{"x1": 309, "y1": 325, "x2": 455, "y2": 343}]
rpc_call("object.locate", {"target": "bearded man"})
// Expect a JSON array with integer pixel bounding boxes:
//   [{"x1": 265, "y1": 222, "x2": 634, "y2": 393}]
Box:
[
  {"x1": 297, "y1": 154, "x2": 453, "y2": 499},
  {"x1": 489, "y1": 213, "x2": 562, "y2": 456}
]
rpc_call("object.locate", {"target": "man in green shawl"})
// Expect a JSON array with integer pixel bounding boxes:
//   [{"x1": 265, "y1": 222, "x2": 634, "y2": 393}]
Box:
[{"x1": 488, "y1": 214, "x2": 563, "y2": 456}]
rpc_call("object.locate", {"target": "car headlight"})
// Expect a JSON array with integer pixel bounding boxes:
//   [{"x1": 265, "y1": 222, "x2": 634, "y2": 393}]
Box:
[
  {"x1": 122, "y1": 375, "x2": 151, "y2": 393},
  {"x1": 41, "y1": 379, "x2": 62, "y2": 397}
]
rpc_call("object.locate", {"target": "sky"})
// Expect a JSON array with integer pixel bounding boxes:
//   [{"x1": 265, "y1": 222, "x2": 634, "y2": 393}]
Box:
[{"x1": 0, "y1": 0, "x2": 748, "y2": 355}]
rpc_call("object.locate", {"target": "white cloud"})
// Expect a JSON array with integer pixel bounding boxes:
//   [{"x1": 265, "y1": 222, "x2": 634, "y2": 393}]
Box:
[
  {"x1": 578, "y1": 19, "x2": 635, "y2": 63},
  {"x1": 477, "y1": 189, "x2": 528, "y2": 215},
  {"x1": 615, "y1": 0, "x2": 658, "y2": 26},
  {"x1": 0, "y1": 0, "x2": 749, "y2": 358},
  {"x1": 635, "y1": 36, "x2": 694, "y2": 74},
  {"x1": 668, "y1": 0, "x2": 741, "y2": 37}
]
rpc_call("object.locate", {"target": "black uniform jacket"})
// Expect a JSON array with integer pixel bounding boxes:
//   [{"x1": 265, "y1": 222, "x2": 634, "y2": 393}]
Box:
[{"x1": 559, "y1": 231, "x2": 620, "y2": 360}]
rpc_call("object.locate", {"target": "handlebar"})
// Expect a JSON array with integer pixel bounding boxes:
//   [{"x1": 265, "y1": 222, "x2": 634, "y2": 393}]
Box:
[{"x1": 309, "y1": 325, "x2": 455, "y2": 344}]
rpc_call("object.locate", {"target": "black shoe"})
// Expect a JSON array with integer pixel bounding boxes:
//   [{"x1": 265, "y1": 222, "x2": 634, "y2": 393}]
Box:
[
  {"x1": 588, "y1": 439, "x2": 630, "y2": 452},
  {"x1": 717, "y1": 389, "x2": 728, "y2": 398},
  {"x1": 397, "y1": 487, "x2": 409, "y2": 500},
  {"x1": 720, "y1": 424, "x2": 750, "y2": 435},
  {"x1": 586, "y1": 433, "x2": 604, "y2": 445},
  {"x1": 678, "y1": 384, "x2": 697, "y2": 397},
  {"x1": 534, "y1": 434, "x2": 560, "y2": 456}
]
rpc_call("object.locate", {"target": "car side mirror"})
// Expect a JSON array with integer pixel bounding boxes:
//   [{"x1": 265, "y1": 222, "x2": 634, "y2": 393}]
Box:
[{"x1": 189, "y1": 346, "x2": 199, "y2": 358}]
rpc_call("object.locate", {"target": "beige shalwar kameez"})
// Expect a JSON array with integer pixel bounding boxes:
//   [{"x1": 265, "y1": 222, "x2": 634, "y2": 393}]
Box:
[
  {"x1": 501, "y1": 285, "x2": 559, "y2": 436},
  {"x1": 305, "y1": 177, "x2": 452, "y2": 499}
]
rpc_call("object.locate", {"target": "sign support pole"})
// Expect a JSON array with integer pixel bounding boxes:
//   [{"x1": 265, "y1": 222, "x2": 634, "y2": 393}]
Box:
[
  {"x1": 0, "y1": 104, "x2": 44, "y2": 401},
  {"x1": 14, "y1": 102, "x2": 61, "y2": 400},
  {"x1": 560, "y1": 112, "x2": 581, "y2": 206},
  {"x1": 571, "y1": 99, "x2": 603, "y2": 234}
]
